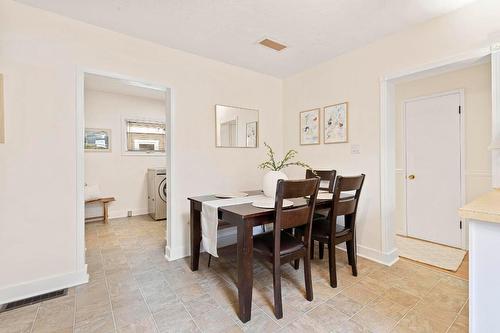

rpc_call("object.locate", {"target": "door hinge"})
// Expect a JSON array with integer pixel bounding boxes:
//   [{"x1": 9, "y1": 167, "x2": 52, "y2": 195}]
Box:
[
  {"x1": 458, "y1": 105, "x2": 462, "y2": 114},
  {"x1": 460, "y1": 220, "x2": 462, "y2": 229}
]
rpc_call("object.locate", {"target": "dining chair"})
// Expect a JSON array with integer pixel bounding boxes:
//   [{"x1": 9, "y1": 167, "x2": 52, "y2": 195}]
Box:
[
  {"x1": 305, "y1": 169, "x2": 336, "y2": 192},
  {"x1": 253, "y1": 178, "x2": 320, "y2": 319},
  {"x1": 297, "y1": 174, "x2": 365, "y2": 288},
  {"x1": 305, "y1": 169, "x2": 336, "y2": 260}
]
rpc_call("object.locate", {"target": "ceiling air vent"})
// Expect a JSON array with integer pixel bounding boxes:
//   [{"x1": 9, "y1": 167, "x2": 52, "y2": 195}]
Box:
[{"x1": 259, "y1": 38, "x2": 287, "y2": 51}]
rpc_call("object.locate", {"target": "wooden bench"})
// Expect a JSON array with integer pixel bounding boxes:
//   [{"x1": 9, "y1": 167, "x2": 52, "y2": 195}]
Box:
[{"x1": 85, "y1": 197, "x2": 115, "y2": 224}]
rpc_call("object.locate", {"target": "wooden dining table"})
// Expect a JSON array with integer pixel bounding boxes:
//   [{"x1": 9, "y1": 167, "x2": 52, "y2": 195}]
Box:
[{"x1": 187, "y1": 190, "x2": 332, "y2": 323}]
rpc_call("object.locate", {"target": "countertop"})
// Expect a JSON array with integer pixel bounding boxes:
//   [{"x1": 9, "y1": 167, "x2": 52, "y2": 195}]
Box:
[{"x1": 459, "y1": 189, "x2": 500, "y2": 223}]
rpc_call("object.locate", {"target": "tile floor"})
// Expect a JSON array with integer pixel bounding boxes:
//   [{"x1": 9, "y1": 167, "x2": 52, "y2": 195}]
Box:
[{"x1": 0, "y1": 215, "x2": 469, "y2": 332}]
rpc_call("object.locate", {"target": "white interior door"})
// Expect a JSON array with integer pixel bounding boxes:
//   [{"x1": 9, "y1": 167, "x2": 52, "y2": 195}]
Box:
[{"x1": 405, "y1": 91, "x2": 462, "y2": 248}]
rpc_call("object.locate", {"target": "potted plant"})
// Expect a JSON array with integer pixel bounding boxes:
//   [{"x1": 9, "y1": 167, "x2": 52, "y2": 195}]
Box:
[{"x1": 259, "y1": 142, "x2": 314, "y2": 198}]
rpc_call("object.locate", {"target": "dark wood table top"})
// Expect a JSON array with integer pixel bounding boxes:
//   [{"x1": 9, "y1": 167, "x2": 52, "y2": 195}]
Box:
[{"x1": 188, "y1": 190, "x2": 332, "y2": 220}]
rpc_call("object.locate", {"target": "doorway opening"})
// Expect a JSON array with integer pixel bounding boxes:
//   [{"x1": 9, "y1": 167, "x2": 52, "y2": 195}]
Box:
[
  {"x1": 76, "y1": 70, "x2": 172, "y2": 279},
  {"x1": 380, "y1": 47, "x2": 494, "y2": 273}
]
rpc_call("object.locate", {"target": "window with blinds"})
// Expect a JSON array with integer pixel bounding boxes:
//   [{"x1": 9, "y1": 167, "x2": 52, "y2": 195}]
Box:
[{"x1": 125, "y1": 120, "x2": 165, "y2": 153}]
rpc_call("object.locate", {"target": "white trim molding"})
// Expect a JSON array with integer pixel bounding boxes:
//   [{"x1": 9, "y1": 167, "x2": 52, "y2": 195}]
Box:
[
  {"x1": 76, "y1": 68, "x2": 174, "y2": 272},
  {"x1": 380, "y1": 47, "x2": 492, "y2": 261},
  {"x1": 491, "y1": 48, "x2": 500, "y2": 187},
  {"x1": 0, "y1": 269, "x2": 88, "y2": 305}
]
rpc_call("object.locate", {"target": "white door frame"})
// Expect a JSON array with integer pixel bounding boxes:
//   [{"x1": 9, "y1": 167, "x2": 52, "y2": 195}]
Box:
[
  {"x1": 402, "y1": 89, "x2": 466, "y2": 248},
  {"x1": 380, "y1": 46, "x2": 494, "y2": 263},
  {"x1": 76, "y1": 68, "x2": 174, "y2": 274}
]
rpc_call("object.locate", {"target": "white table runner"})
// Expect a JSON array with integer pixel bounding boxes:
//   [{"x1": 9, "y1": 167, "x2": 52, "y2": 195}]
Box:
[{"x1": 201, "y1": 194, "x2": 266, "y2": 257}]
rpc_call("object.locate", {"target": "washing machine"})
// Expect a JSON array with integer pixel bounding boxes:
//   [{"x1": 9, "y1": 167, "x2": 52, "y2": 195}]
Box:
[{"x1": 147, "y1": 168, "x2": 167, "y2": 220}]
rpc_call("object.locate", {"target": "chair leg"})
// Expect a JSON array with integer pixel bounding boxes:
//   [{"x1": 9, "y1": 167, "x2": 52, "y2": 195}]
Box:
[
  {"x1": 272, "y1": 262, "x2": 283, "y2": 319},
  {"x1": 328, "y1": 241, "x2": 338, "y2": 288},
  {"x1": 207, "y1": 254, "x2": 212, "y2": 267},
  {"x1": 293, "y1": 229, "x2": 301, "y2": 270},
  {"x1": 310, "y1": 240, "x2": 315, "y2": 259},
  {"x1": 319, "y1": 242, "x2": 324, "y2": 260},
  {"x1": 303, "y1": 254, "x2": 313, "y2": 301},
  {"x1": 346, "y1": 239, "x2": 357, "y2": 276}
]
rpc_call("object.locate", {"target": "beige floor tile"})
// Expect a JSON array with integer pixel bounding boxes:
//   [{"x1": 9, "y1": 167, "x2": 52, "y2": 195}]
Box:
[
  {"x1": 448, "y1": 314, "x2": 468, "y2": 333},
  {"x1": 174, "y1": 282, "x2": 206, "y2": 302},
  {"x1": 236, "y1": 308, "x2": 280, "y2": 332},
  {"x1": 183, "y1": 293, "x2": 220, "y2": 318},
  {"x1": 75, "y1": 300, "x2": 112, "y2": 327},
  {"x1": 74, "y1": 312, "x2": 115, "y2": 333},
  {"x1": 153, "y1": 303, "x2": 197, "y2": 333},
  {"x1": 326, "y1": 293, "x2": 364, "y2": 317},
  {"x1": 141, "y1": 282, "x2": 178, "y2": 314},
  {"x1": 368, "y1": 296, "x2": 410, "y2": 322},
  {"x1": 383, "y1": 287, "x2": 420, "y2": 308},
  {"x1": 340, "y1": 284, "x2": 379, "y2": 305},
  {"x1": 393, "y1": 311, "x2": 450, "y2": 333},
  {"x1": 352, "y1": 307, "x2": 396, "y2": 333},
  {"x1": 113, "y1": 300, "x2": 151, "y2": 329},
  {"x1": 117, "y1": 314, "x2": 157, "y2": 333},
  {"x1": 192, "y1": 307, "x2": 240, "y2": 333},
  {"x1": 280, "y1": 314, "x2": 329, "y2": 333},
  {"x1": 31, "y1": 296, "x2": 75, "y2": 333},
  {"x1": 0, "y1": 304, "x2": 39, "y2": 333},
  {"x1": 306, "y1": 304, "x2": 350, "y2": 330},
  {"x1": 332, "y1": 319, "x2": 372, "y2": 333},
  {"x1": 412, "y1": 299, "x2": 459, "y2": 325}
]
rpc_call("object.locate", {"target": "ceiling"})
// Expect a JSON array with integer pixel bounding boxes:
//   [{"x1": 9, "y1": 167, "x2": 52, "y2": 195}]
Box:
[
  {"x1": 17, "y1": 0, "x2": 477, "y2": 77},
  {"x1": 85, "y1": 74, "x2": 165, "y2": 100}
]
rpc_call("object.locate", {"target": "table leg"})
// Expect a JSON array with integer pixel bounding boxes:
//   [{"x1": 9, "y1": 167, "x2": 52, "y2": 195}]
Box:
[
  {"x1": 103, "y1": 202, "x2": 109, "y2": 224},
  {"x1": 190, "y1": 202, "x2": 201, "y2": 271},
  {"x1": 237, "y1": 222, "x2": 253, "y2": 323}
]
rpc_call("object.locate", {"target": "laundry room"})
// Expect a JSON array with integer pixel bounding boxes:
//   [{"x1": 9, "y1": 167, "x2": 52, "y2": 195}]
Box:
[{"x1": 83, "y1": 73, "x2": 168, "y2": 226}]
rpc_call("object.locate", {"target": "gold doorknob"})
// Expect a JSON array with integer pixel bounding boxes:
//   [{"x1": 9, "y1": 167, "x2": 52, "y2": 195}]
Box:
[{"x1": 408, "y1": 175, "x2": 415, "y2": 180}]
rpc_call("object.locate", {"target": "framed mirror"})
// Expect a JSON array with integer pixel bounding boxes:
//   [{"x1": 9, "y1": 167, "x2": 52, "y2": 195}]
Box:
[{"x1": 215, "y1": 105, "x2": 258, "y2": 148}]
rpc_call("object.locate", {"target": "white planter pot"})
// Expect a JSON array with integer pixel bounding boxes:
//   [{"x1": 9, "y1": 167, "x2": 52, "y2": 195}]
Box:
[{"x1": 262, "y1": 171, "x2": 288, "y2": 199}]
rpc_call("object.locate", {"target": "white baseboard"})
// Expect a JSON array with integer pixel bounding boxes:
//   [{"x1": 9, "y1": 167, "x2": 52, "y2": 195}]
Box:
[
  {"x1": 0, "y1": 267, "x2": 89, "y2": 305},
  {"x1": 109, "y1": 208, "x2": 149, "y2": 219},
  {"x1": 85, "y1": 207, "x2": 149, "y2": 221},
  {"x1": 336, "y1": 243, "x2": 398, "y2": 266},
  {"x1": 165, "y1": 244, "x2": 190, "y2": 261}
]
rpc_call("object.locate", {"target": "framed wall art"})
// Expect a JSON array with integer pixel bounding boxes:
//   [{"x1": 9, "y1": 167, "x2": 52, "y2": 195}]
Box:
[
  {"x1": 324, "y1": 102, "x2": 348, "y2": 143},
  {"x1": 85, "y1": 128, "x2": 111, "y2": 152},
  {"x1": 246, "y1": 121, "x2": 257, "y2": 147},
  {"x1": 299, "y1": 108, "x2": 320, "y2": 145}
]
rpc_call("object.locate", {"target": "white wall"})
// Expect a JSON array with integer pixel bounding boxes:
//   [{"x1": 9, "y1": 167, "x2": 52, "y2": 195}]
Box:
[
  {"x1": 84, "y1": 90, "x2": 165, "y2": 219},
  {"x1": 394, "y1": 62, "x2": 492, "y2": 236},
  {"x1": 282, "y1": 0, "x2": 500, "y2": 263},
  {"x1": 0, "y1": 0, "x2": 282, "y2": 303}
]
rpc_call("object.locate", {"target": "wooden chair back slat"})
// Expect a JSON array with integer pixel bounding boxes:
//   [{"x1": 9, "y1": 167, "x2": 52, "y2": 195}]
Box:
[
  {"x1": 334, "y1": 199, "x2": 357, "y2": 216},
  {"x1": 329, "y1": 174, "x2": 365, "y2": 233},
  {"x1": 274, "y1": 178, "x2": 320, "y2": 252},
  {"x1": 280, "y1": 208, "x2": 310, "y2": 230},
  {"x1": 306, "y1": 169, "x2": 336, "y2": 192}
]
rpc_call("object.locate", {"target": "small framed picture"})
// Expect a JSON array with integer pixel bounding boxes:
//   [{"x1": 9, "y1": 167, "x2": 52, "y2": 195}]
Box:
[
  {"x1": 324, "y1": 102, "x2": 348, "y2": 144},
  {"x1": 246, "y1": 121, "x2": 258, "y2": 147},
  {"x1": 299, "y1": 109, "x2": 320, "y2": 145},
  {"x1": 85, "y1": 128, "x2": 111, "y2": 152}
]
